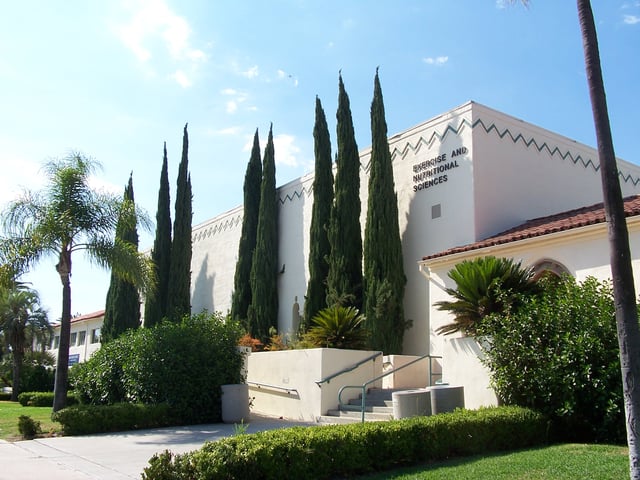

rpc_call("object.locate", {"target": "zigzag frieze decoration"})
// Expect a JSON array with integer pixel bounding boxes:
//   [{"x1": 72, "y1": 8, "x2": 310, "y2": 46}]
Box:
[
  {"x1": 192, "y1": 213, "x2": 242, "y2": 243},
  {"x1": 278, "y1": 184, "x2": 313, "y2": 205},
  {"x1": 387, "y1": 117, "x2": 640, "y2": 187}
]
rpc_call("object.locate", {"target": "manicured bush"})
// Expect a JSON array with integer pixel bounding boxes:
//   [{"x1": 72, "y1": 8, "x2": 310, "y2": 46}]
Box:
[
  {"x1": 71, "y1": 311, "x2": 244, "y2": 424},
  {"x1": 17, "y1": 391, "x2": 78, "y2": 407},
  {"x1": 142, "y1": 406, "x2": 548, "y2": 480},
  {"x1": 477, "y1": 276, "x2": 625, "y2": 443},
  {"x1": 18, "y1": 415, "x2": 41, "y2": 439},
  {"x1": 52, "y1": 403, "x2": 171, "y2": 435}
]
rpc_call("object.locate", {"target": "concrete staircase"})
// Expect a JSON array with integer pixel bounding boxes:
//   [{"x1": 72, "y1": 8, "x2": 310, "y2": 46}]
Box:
[{"x1": 317, "y1": 388, "x2": 399, "y2": 424}]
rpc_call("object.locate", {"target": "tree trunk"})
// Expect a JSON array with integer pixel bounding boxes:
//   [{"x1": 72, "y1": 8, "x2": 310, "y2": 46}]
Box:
[
  {"x1": 10, "y1": 350, "x2": 23, "y2": 402},
  {"x1": 577, "y1": 1, "x2": 640, "y2": 477},
  {"x1": 53, "y1": 252, "x2": 72, "y2": 412}
]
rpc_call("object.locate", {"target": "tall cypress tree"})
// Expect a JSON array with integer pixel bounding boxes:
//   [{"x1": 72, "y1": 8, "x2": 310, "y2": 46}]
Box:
[
  {"x1": 102, "y1": 173, "x2": 141, "y2": 341},
  {"x1": 231, "y1": 129, "x2": 262, "y2": 328},
  {"x1": 167, "y1": 123, "x2": 193, "y2": 320},
  {"x1": 144, "y1": 143, "x2": 172, "y2": 327},
  {"x1": 364, "y1": 70, "x2": 407, "y2": 354},
  {"x1": 304, "y1": 97, "x2": 334, "y2": 326},
  {"x1": 326, "y1": 73, "x2": 363, "y2": 310},
  {"x1": 248, "y1": 125, "x2": 278, "y2": 341}
]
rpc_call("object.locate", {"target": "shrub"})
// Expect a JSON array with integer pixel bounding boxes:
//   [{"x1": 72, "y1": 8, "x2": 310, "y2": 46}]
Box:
[
  {"x1": 477, "y1": 276, "x2": 625, "y2": 443},
  {"x1": 142, "y1": 406, "x2": 548, "y2": 480},
  {"x1": 71, "y1": 311, "x2": 244, "y2": 424},
  {"x1": 17, "y1": 391, "x2": 79, "y2": 407},
  {"x1": 52, "y1": 403, "x2": 171, "y2": 435},
  {"x1": 301, "y1": 305, "x2": 368, "y2": 349},
  {"x1": 18, "y1": 415, "x2": 41, "y2": 439}
]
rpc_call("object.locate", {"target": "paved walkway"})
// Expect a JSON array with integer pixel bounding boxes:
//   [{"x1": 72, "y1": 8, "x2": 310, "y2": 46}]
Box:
[{"x1": 0, "y1": 415, "x2": 315, "y2": 479}]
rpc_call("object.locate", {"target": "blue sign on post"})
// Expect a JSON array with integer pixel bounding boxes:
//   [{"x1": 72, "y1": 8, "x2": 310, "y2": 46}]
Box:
[{"x1": 68, "y1": 354, "x2": 80, "y2": 366}]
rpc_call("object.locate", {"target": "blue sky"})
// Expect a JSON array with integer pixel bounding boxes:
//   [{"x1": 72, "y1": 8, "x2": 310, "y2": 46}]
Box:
[{"x1": 1, "y1": 0, "x2": 638, "y2": 319}]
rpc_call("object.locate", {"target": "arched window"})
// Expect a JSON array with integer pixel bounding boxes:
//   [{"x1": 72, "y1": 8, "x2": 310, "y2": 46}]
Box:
[{"x1": 531, "y1": 258, "x2": 570, "y2": 281}]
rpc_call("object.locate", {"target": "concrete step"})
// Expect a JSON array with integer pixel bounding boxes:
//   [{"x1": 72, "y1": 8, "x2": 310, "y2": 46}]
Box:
[
  {"x1": 339, "y1": 404, "x2": 394, "y2": 414},
  {"x1": 318, "y1": 410, "x2": 393, "y2": 424},
  {"x1": 347, "y1": 398, "x2": 393, "y2": 408}
]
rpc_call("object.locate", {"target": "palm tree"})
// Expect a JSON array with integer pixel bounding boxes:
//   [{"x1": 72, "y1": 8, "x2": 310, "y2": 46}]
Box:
[
  {"x1": 1, "y1": 153, "x2": 153, "y2": 411},
  {"x1": 303, "y1": 305, "x2": 368, "y2": 350},
  {"x1": 0, "y1": 284, "x2": 48, "y2": 401},
  {"x1": 576, "y1": 1, "x2": 640, "y2": 476},
  {"x1": 435, "y1": 256, "x2": 540, "y2": 336}
]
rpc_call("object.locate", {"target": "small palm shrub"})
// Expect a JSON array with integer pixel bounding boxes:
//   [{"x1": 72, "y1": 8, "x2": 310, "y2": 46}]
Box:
[
  {"x1": 301, "y1": 306, "x2": 367, "y2": 349},
  {"x1": 435, "y1": 256, "x2": 540, "y2": 335}
]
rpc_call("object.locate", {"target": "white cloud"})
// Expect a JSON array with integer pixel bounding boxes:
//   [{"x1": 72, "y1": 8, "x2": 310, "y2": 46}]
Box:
[
  {"x1": 171, "y1": 70, "x2": 192, "y2": 87},
  {"x1": 226, "y1": 101, "x2": 238, "y2": 114},
  {"x1": 423, "y1": 56, "x2": 449, "y2": 66},
  {"x1": 221, "y1": 88, "x2": 248, "y2": 114},
  {"x1": 0, "y1": 157, "x2": 42, "y2": 207},
  {"x1": 215, "y1": 126, "x2": 242, "y2": 136},
  {"x1": 273, "y1": 134, "x2": 301, "y2": 167},
  {"x1": 114, "y1": 0, "x2": 206, "y2": 87},
  {"x1": 277, "y1": 69, "x2": 299, "y2": 87},
  {"x1": 116, "y1": 0, "x2": 206, "y2": 62},
  {"x1": 623, "y1": 14, "x2": 640, "y2": 24},
  {"x1": 242, "y1": 65, "x2": 259, "y2": 79}
]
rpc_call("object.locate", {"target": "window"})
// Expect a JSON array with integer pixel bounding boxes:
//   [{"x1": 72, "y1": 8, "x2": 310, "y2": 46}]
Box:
[
  {"x1": 70, "y1": 332, "x2": 77, "y2": 346},
  {"x1": 77, "y1": 331, "x2": 86, "y2": 346},
  {"x1": 91, "y1": 328, "x2": 101, "y2": 344},
  {"x1": 52, "y1": 335, "x2": 60, "y2": 349}
]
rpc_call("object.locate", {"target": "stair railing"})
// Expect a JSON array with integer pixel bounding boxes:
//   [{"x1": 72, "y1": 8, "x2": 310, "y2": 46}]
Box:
[
  {"x1": 337, "y1": 354, "x2": 442, "y2": 423},
  {"x1": 315, "y1": 351, "x2": 383, "y2": 387}
]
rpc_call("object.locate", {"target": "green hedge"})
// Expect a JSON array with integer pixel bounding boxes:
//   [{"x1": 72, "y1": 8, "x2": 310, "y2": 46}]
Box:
[
  {"x1": 142, "y1": 407, "x2": 548, "y2": 480},
  {"x1": 52, "y1": 403, "x2": 171, "y2": 435},
  {"x1": 17, "y1": 391, "x2": 79, "y2": 407},
  {"x1": 71, "y1": 312, "x2": 244, "y2": 424}
]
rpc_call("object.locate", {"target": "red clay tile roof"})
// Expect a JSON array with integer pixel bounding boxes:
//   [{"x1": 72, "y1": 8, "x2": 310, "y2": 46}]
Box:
[{"x1": 423, "y1": 195, "x2": 640, "y2": 261}]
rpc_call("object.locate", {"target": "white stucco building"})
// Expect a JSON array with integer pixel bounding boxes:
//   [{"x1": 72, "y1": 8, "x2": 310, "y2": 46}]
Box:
[
  {"x1": 189, "y1": 100, "x2": 640, "y2": 410},
  {"x1": 49, "y1": 310, "x2": 104, "y2": 366}
]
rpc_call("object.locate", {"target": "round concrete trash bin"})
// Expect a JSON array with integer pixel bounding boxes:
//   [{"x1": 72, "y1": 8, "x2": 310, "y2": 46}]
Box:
[
  {"x1": 427, "y1": 385, "x2": 464, "y2": 414},
  {"x1": 392, "y1": 389, "x2": 431, "y2": 419},
  {"x1": 221, "y1": 384, "x2": 250, "y2": 423}
]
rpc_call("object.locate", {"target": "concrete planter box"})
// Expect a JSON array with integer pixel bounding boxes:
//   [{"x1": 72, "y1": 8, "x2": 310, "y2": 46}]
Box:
[{"x1": 221, "y1": 384, "x2": 250, "y2": 423}]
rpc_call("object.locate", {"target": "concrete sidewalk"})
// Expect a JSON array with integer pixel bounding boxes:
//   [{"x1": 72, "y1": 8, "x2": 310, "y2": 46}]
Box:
[{"x1": 1, "y1": 415, "x2": 314, "y2": 479}]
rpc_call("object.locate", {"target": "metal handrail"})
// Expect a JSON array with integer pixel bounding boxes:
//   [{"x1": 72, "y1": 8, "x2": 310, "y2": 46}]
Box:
[
  {"x1": 315, "y1": 351, "x2": 383, "y2": 387},
  {"x1": 337, "y1": 354, "x2": 443, "y2": 423},
  {"x1": 247, "y1": 381, "x2": 299, "y2": 396}
]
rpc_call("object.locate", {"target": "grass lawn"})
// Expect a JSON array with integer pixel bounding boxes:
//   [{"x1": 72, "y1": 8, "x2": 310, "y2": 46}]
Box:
[
  {"x1": 359, "y1": 444, "x2": 629, "y2": 480},
  {"x1": 0, "y1": 401, "x2": 61, "y2": 441}
]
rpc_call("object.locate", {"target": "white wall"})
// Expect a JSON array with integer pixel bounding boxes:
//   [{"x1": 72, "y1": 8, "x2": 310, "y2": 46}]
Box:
[
  {"x1": 188, "y1": 101, "x2": 640, "y2": 361},
  {"x1": 423, "y1": 218, "x2": 640, "y2": 409},
  {"x1": 247, "y1": 348, "x2": 383, "y2": 421},
  {"x1": 50, "y1": 313, "x2": 104, "y2": 365}
]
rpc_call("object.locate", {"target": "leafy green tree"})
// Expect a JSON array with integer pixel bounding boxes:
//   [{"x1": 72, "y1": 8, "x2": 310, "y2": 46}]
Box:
[
  {"x1": 72, "y1": 311, "x2": 244, "y2": 424},
  {"x1": 435, "y1": 256, "x2": 540, "y2": 336},
  {"x1": 102, "y1": 174, "x2": 141, "y2": 342},
  {"x1": 1, "y1": 153, "x2": 153, "y2": 411},
  {"x1": 302, "y1": 305, "x2": 367, "y2": 350},
  {"x1": 477, "y1": 276, "x2": 625, "y2": 443},
  {"x1": 231, "y1": 130, "x2": 262, "y2": 328},
  {"x1": 326, "y1": 73, "x2": 363, "y2": 310},
  {"x1": 144, "y1": 143, "x2": 172, "y2": 327},
  {"x1": 577, "y1": 0, "x2": 640, "y2": 472},
  {"x1": 248, "y1": 125, "x2": 278, "y2": 341},
  {"x1": 363, "y1": 70, "x2": 407, "y2": 354},
  {"x1": 304, "y1": 97, "x2": 334, "y2": 327},
  {"x1": 0, "y1": 284, "x2": 48, "y2": 400},
  {"x1": 167, "y1": 124, "x2": 193, "y2": 320}
]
